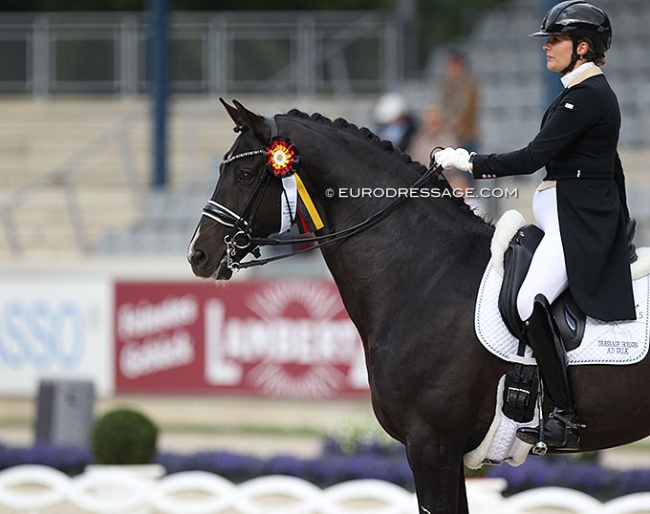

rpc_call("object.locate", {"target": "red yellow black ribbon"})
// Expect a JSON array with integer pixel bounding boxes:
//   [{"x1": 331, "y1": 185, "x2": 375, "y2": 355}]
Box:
[{"x1": 267, "y1": 136, "x2": 323, "y2": 233}]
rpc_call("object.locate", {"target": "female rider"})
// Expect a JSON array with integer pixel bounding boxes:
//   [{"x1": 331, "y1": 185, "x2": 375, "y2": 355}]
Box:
[{"x1": 435, "y1": 0, "x2": 636, "y2": 451}]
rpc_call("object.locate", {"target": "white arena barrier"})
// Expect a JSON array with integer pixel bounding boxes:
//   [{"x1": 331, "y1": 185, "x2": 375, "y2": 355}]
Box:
[{"x1": 1, "y1": 465, "x2": 650, "y2": 513}]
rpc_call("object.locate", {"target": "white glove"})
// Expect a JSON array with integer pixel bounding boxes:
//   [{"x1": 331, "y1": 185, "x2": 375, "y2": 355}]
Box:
[{"x1": 434, "y1": 147, "x2": 471, "y2": 172}]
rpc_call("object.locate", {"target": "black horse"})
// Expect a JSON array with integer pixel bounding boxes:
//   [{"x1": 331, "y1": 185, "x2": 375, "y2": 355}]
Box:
[{"x1": 188, "y1": 99, "x2": 650, "y2": 514}]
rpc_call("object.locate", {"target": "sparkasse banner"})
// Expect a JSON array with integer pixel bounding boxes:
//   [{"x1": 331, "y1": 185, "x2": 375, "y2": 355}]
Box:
[
  {"x1": 0, "y1": 276, "x2": 113, "y2": 396},
  {"x1": 114, "y1": 279, "x2": 369, "y2": 398}
]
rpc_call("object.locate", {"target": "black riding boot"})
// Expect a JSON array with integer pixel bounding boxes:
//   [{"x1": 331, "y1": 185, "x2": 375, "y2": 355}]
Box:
[{"x1": 516, "y1": 295, "x2": 584, "y2": 451}]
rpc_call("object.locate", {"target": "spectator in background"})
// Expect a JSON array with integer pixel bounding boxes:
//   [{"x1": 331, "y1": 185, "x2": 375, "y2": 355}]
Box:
[
  {"x1": 373, "y1": 92, "x2": 419, "y2": 151},
  {"x1": 410, "y1": 105, "x2": 483, "y2": 214},
  {"x1": 439, "y1": 51, "x2": 480, "y2": 152},
  {"x1": 409, "y1": 104, "x2": 457, "y2": 165}
]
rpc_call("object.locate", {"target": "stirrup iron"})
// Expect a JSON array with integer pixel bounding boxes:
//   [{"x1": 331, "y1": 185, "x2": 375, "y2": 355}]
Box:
[{"x1": 531, "y1": 381, "x2": 548, "y2": 455}]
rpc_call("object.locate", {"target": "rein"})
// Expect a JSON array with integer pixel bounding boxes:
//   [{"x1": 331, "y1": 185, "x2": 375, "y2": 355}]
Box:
[{"x1": 203, "y1": 116, "x2": 444, "y2": 271}]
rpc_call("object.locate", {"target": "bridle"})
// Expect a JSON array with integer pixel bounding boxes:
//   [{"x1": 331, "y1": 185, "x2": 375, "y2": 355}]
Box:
[{"x1": 200, "y1": 115, "x2": 444, "y2": 271}]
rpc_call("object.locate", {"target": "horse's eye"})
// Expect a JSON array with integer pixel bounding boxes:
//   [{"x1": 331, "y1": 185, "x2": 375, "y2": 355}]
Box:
[{"x1": 236, "y1": 169, "x2": 254, "y2": 184}]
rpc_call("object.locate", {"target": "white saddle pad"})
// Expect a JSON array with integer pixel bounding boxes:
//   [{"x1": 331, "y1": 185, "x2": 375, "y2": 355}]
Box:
[{"x1": 475, "y1": 210, "x2": 650, "y2": 366}]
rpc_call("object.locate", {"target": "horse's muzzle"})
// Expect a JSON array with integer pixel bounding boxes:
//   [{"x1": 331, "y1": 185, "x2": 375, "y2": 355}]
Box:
[{"x1": 188, "y1": 247, "x2": 232, "y2": 280}]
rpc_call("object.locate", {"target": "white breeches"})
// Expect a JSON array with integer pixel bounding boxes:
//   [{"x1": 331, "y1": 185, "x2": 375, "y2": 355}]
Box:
[{"x1": 516, "y1": 186, "x2": 569, "y2": 321}]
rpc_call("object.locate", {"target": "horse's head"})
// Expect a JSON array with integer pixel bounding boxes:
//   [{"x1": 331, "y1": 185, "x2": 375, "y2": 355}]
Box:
[{"x1": 188, "y1": 99, "x2": 287, "y2": 280}]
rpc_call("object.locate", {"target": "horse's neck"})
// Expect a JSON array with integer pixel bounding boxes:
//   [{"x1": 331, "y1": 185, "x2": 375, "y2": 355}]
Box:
[
  {"x1": 323, "y1": 207, "x2": 490, "y2": 322},
  {"x1": 283, "y1": 117, "x2": 492, "y2": 336}
]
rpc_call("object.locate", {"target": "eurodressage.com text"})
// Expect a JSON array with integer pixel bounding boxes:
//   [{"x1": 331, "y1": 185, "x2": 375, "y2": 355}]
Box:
[{"x1": 327, "y1": 187, "x2": 518, "y2": 199}]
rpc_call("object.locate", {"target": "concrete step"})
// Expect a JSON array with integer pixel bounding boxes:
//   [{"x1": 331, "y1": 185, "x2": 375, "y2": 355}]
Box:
[
  {"x1": 2, "y1": 186, "x2": 140, "y2": 258},
  {"x1": 0, "y1": 100, "x2": 234, "y2": 189}
]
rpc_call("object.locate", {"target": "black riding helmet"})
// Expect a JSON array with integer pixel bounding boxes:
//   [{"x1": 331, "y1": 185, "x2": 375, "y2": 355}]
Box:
[{"x1": 530, "y1": 0, "x2": 612, "y2": 73}]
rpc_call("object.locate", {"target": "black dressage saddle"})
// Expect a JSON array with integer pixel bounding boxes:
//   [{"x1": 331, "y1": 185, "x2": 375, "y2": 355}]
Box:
[{"x1": 498, "y1": 219, "x2": 638, "y2": 352}]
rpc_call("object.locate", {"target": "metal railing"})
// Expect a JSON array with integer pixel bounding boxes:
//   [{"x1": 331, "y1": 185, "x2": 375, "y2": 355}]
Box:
[{"x1": 0, "y1": 11, "x2": 401, "y2": 97}]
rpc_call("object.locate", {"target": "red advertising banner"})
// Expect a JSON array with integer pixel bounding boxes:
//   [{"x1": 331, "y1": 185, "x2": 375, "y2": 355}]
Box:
[{"x1": 114, "y1": 279, "x2": 369, "y2": 398}]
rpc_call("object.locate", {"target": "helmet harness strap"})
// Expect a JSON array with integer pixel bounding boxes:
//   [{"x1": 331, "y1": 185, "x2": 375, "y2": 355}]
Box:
[
  {"x1": 560, "y1": 37, "x2": 594, "y2": 76},
  {"x1": 560, "y1": 38, "x2": 582, "y2": 75}
]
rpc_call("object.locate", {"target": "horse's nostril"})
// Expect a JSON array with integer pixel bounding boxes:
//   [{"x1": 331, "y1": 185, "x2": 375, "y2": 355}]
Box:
[{"x1": 189, "y1": 248, "x2": 206, "y2": 267}]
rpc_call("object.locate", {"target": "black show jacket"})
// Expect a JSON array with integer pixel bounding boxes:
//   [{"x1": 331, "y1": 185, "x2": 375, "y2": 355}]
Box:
[{"x1": 472, "y1": 67, "x2": 635, "y2": 321}]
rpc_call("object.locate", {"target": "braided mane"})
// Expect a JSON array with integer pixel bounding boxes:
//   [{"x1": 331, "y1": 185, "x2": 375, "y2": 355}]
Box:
[
  {"x1": 283, "y1": 109, "x2": 488, "y2": 224},
  {"x1": 285, "y1": 109, "x2": 425, "y2": 171}
]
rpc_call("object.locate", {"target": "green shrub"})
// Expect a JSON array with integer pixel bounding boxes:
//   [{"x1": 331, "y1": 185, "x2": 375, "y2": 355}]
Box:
[{"x1": 90, "y1": 408, "x2": 159, "y2": 465}]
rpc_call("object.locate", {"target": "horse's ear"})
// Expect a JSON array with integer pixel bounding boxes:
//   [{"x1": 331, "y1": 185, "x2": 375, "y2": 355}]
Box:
[
  {"x1": 232, "y1": 99, "x2": 270, "y2": 143},
  {"x1": 219, "y1": 97, "x2": 244, "y2": 128}
]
